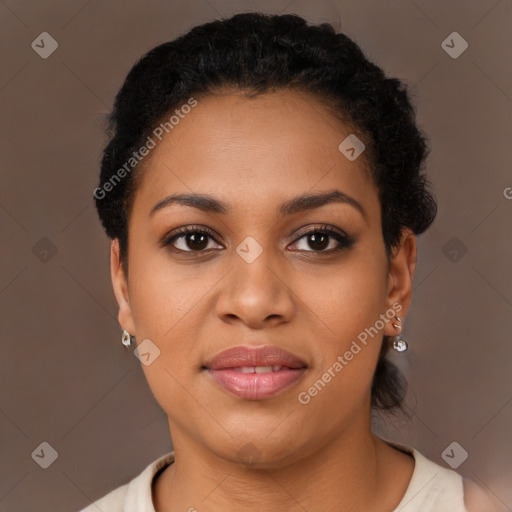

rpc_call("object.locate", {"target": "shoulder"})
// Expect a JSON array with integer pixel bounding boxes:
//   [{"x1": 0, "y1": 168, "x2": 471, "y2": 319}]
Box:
[
  {"x1": 403, "y1": 449, "x2": 467, "y2": 511},
  {"x1": 384, "y1": 440, "x2": 467, "y2": 512},
  {"x1": 75, "y1": 452, "x2": 175, "y2": 512},
  {"x1": 386, "y1": 441, "x2": 499, "y2": 512}
]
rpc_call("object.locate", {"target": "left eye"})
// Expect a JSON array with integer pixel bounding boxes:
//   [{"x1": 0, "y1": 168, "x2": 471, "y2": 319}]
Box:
[{"x1": 291, "y1": 228, "x2": 354, "y2": 253}]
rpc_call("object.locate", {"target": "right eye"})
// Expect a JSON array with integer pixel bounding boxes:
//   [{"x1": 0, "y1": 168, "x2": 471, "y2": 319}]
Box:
[{"x1": 162, "y1": 226, "x2": 224, "y2": 253}]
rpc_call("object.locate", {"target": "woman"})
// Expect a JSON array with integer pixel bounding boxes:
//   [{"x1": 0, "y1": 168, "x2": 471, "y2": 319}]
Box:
[{"x1": 81, "y1": 12, "x2": 495, "y2": 512}]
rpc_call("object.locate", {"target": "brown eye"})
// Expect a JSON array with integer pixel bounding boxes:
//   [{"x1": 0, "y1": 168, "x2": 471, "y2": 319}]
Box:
[
  {"x1": 307, "y1": 232, "x2": 330, "y2": 251},
  {"x1": 162, "y1": 226, "x2": 223, "y2": 253},
  {"x1": 180, "y1": 232, "x2": 209, "y2": 251},
  {"x1": 291, "y1": 225, "x2": 355, "y2": 253}
]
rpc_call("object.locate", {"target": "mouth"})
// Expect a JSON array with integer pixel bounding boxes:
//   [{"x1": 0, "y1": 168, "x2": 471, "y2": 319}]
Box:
[{"x1": 203, "y1": 345, "x2": 308, "y2": 400}]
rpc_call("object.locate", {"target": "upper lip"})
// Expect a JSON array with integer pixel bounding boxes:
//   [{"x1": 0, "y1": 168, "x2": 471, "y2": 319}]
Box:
[{"x1": 204, "y1": 345, "x2": 307, "y2": 370}]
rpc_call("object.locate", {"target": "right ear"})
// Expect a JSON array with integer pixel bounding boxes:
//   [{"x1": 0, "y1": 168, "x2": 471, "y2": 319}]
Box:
[{"x1": 110, "y1": 239, "x2": 136, "y2": 335}]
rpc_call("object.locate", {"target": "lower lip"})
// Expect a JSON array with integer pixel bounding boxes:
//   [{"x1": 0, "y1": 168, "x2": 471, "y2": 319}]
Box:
[{"x1": 206, "y1": 367, "x2": 307, "y2": 400}]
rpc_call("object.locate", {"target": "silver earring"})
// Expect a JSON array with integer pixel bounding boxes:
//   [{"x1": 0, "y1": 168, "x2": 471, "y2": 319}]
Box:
[
  {"x1": 392, "y1": 315, "x2": 408, "y2": 352},
  {"x1": 121, "y1": 330, "x2": 134, "y2": 347}
]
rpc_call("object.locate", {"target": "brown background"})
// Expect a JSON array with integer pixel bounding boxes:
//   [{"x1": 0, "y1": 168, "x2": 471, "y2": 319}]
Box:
[{"x1": 0, "y1": 1, "x2": 511, "y2": 511}]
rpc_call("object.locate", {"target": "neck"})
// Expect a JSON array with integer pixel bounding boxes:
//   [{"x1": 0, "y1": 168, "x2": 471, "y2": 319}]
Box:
[{"x1": 153, "y1": 412, "x2": 413, "y2": 511}]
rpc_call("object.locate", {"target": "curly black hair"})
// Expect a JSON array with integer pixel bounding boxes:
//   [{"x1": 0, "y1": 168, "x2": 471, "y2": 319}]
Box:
[{"x1": 94, "y1": 12, "x2": 437, "y2": 413}]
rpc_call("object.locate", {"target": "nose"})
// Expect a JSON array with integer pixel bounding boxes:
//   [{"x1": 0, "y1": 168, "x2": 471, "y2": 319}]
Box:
[{"x1": 214, "y1": 244, "x2": 295, "y2": 329}]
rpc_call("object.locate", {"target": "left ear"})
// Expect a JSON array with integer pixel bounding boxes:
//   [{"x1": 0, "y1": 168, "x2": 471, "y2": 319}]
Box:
[{"x1": 384, "y1": 228, "x2": 417, "y2": 337}]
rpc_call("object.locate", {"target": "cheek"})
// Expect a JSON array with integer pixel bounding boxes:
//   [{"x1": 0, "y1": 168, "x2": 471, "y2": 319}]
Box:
[
  {"x1": 126, "y1": 249, "x2": 222, "y2": 398},
  {"x1": 306, "y1": 254, "x2": 389, "y2": 343},
  {"x1": 293, "y1": 282, "x2": 387, "y2": 424},
  {"x1": 128, "y1": 246, "x2": 203, "y2": 338},
  {"x1": 294, "y1": 256, "x2": 388, "y2": 403},
  {"x1": 127, "y1": 260, "x2": 206, "y2": 421}
]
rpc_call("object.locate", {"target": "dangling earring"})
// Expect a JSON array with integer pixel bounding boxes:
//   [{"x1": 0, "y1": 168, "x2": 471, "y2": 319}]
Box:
[
  {"x1": 392, "y1": 315, "x2": 408, "y2": 352},
  {"x1": 121, "y1": 330, "x2": 134, "y2": 347}
]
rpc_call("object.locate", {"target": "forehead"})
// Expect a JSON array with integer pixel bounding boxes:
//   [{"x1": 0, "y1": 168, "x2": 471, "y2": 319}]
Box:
[{"x1": 131, "y1": 89, "x2": 379, "y2": 224}]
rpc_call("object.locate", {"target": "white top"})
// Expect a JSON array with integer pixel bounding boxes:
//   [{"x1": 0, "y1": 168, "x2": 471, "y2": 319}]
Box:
[{"x1": 77, "y1": 442, "x2": 468, "y2": 512}]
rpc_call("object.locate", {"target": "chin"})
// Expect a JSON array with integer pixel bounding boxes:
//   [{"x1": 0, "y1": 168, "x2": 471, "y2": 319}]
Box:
[{"x1": 200, "y1": 424, "x2": 309, "y2": 470}]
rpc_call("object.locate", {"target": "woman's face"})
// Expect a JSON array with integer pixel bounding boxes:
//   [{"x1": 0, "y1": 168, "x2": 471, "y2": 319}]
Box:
[{"x1": 111, "y1": 89, "x2": 415, "y2": 467}]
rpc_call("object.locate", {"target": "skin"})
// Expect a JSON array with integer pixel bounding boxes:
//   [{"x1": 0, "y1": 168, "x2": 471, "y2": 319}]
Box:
[{"x1": 111, "y1": 89, "x2": 418, "y2": 511}]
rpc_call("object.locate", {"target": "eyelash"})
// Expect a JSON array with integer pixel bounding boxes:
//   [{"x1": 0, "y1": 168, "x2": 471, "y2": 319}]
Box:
[{"x1": 160, "y1": 224, "x2": 355, "y2": 256}]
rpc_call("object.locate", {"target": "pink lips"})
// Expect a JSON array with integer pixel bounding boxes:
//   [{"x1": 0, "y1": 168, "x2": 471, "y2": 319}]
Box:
[{"x1": 204, "y1": 345, "x2": 307, "y2": 400}]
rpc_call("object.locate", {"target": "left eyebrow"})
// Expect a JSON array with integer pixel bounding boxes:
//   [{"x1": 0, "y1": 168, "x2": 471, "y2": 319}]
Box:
[{"x1": 149, "y1": 189, "x2": 367, "y2": 221}]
